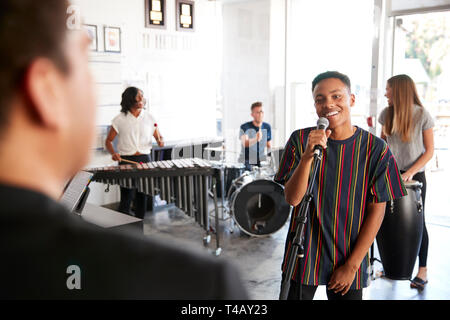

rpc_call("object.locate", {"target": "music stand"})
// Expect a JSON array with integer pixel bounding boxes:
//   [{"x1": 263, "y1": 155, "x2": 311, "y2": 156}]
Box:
[{"x1": 60, "y1": 171, "x2": 94, "y2": 214}]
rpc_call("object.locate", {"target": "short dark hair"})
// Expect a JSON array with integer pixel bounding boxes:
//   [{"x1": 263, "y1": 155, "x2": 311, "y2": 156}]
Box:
[
  {"x1": 251, "y1": 101, "x2": 262, "y2": 111},
  {"x1": 120, "y1": 87, "x2": 141, "y2": 114},
  {"x1": 0, "y1": 0, "x2": 69, "y2": 135},
  {"x1": 312, "y1": 71, "x2": 351, "y2": 92}
]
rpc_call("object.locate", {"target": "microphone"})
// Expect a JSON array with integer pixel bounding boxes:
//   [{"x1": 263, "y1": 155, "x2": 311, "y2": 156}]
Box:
[
  {"x1": 317, "y1": 117, "x2": 329, "y2": 130},
  {"x1": 314, "y1": 117, "x2": 329, "y2": 156}
]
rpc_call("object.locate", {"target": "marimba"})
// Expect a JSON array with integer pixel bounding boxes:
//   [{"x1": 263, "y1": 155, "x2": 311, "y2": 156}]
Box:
[{"x1": 87, "y1": 158, "x2": 221, "y2": 254}]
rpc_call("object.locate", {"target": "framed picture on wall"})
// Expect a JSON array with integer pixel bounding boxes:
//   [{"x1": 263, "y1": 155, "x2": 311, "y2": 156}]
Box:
[
  {"x1": 176, "y1": 0, "x2": 195, "y2": 32},
  {"x1": 83, "y1": 24, "x2": 98, "y2": 51},
  {"x1": 104, "y1": 26, "x2": 121, "y2": 53},
  {"x1": 145, "y1": 0, "x2": 166, "y2": 29}
]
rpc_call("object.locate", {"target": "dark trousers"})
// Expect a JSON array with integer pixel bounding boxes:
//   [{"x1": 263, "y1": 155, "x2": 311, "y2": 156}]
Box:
[
  {"x1": 118, "y1": 154, "x2": 151, "y2": 219},
  {"x1": 287, "y1": 280, "x2": 363, "y2": 300},
  {"x1": 411, "y1": 171, "x2": 428, "y2": 267}
]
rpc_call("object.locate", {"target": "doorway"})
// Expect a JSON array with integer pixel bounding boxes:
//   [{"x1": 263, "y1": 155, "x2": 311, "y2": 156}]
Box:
[{"x1": 392, "y1": 10, "x2": 450, "y2": 227}]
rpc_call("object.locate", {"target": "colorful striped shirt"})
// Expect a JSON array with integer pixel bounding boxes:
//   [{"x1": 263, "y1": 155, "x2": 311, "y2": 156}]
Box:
[{"x1": 274, "y1": 126, "x2": 406, "y2": 289}]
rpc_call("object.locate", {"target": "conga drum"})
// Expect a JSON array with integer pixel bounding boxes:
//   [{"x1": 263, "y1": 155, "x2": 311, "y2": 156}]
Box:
[{"x1": 376, "y1": 180, "x2": 424, "y2": 280}]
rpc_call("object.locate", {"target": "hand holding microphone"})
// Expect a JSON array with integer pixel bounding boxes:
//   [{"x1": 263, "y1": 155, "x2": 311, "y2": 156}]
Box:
[{"x1": 306, "y1": 117, "x2": 331, "y2": 159}]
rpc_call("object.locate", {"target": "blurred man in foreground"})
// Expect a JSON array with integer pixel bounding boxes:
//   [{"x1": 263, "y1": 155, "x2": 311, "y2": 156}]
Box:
[{"x1": 0, "y1": 0, "x2": 247, "y2": 299}]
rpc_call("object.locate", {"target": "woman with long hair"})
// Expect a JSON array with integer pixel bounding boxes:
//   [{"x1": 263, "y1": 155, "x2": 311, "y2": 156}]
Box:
[
  {"x1": 378, "y1": 74, "x2": 435, "y2": 290},
  {"x1": 105, "y1": 87, "x2": 164, "y2": 218}
]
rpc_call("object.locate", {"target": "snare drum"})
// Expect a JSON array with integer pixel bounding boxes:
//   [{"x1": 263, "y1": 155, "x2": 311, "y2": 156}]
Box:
[{"x1": 376, "y1": 180, "x2": 424, "y2": 280}]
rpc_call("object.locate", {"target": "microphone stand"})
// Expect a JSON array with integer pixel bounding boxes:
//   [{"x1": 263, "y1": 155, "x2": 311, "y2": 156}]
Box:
[{"x1": 279, "y1": 147, "x2": 323, "y2": 300}]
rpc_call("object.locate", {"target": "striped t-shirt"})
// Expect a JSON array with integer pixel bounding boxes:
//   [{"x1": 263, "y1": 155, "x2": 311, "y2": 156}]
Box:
[{"x1": 274, "y1": 126, "x2": 406, "y2": 289}]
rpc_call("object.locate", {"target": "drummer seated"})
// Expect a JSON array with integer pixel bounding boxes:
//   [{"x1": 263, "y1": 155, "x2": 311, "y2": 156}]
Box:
[{"x1": 239, "y1": 102, "x2": 272, "y2": 171}]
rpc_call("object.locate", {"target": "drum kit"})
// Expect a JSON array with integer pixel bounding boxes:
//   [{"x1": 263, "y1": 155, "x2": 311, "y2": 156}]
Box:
[{"x1": 205, "y1": 146, "x2": 291, "y2": 237}]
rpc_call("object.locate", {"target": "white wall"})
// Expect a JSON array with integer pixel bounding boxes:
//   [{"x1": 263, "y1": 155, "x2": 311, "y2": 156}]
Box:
[
  {"x1": 222, "y1": 0, "x2": 270, "y2": 152},
  {"x1": 74, "y1": 0, "x2": 219, "y2": 140},
  {"x1": 221, "y1": 0, "x2": 286, "y2": 160},
  {"x1": 286, "y1": 0, "x2": 374, "y2": 134},
  {"x1": 72, "y1": 0, "x2": 221, "y2": 205}
]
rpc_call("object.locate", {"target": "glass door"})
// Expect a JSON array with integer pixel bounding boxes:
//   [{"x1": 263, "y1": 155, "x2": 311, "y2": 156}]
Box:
[{"x1": 392, "y1": 10, "x2": 450, "y2": 226}]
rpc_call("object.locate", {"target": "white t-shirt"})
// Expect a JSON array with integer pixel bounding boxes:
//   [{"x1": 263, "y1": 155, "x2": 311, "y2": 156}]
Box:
[{"x1": 111, "y1": 111, "x2": 156, "y2": 156}]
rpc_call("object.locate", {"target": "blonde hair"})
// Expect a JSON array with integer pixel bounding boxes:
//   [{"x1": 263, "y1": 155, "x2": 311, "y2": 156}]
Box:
[{"x1": 383, "y1": 74, "x2": 423, "y2": 142}]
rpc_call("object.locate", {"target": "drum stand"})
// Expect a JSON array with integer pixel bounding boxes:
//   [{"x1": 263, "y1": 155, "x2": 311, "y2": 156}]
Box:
[
  {"x1": 211, "y1": 179, "x2": 222, "y2": 256},
  {"x1": 204, "y1": 145, "x2": 234, "y2": 255},
  {"x1": 215, "y1": 162, "x2": 236, "y2": 234},
  {"x1": 370, "y1": 243, "x2": 383, "y2": 280},
  {"x1": 206, "y1": 147, "x2": 235, "y2": 232}
]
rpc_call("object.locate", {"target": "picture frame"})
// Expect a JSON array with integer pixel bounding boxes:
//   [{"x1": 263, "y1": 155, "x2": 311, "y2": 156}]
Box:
[
  {"x1": 145, "y1": 0, "x2": 167, "y2": 29},
  {"x1": 83, "y1": 24, "x2": 98, "y2": 51},
  {"x1": 104, "y1": 26, "x2": 121, "y2": 53},
  {"x1": 176, "y1": 0, "x2": 195, "y2": 32}
]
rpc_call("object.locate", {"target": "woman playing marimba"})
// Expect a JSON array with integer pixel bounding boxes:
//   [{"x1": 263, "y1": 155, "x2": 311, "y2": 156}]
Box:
[{"x1": 105, "y1": 87, "x2": 164, "y2": 218}]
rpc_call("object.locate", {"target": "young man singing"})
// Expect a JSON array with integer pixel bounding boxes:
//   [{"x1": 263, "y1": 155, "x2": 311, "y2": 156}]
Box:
[{"x1": 275, "y1": 71, "x2": 406, "y2": 300}]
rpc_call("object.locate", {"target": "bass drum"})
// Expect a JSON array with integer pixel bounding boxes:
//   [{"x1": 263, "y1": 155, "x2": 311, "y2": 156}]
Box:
[{"x1": 228, "y1": 172, "x2": 291, "y2": 237}]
